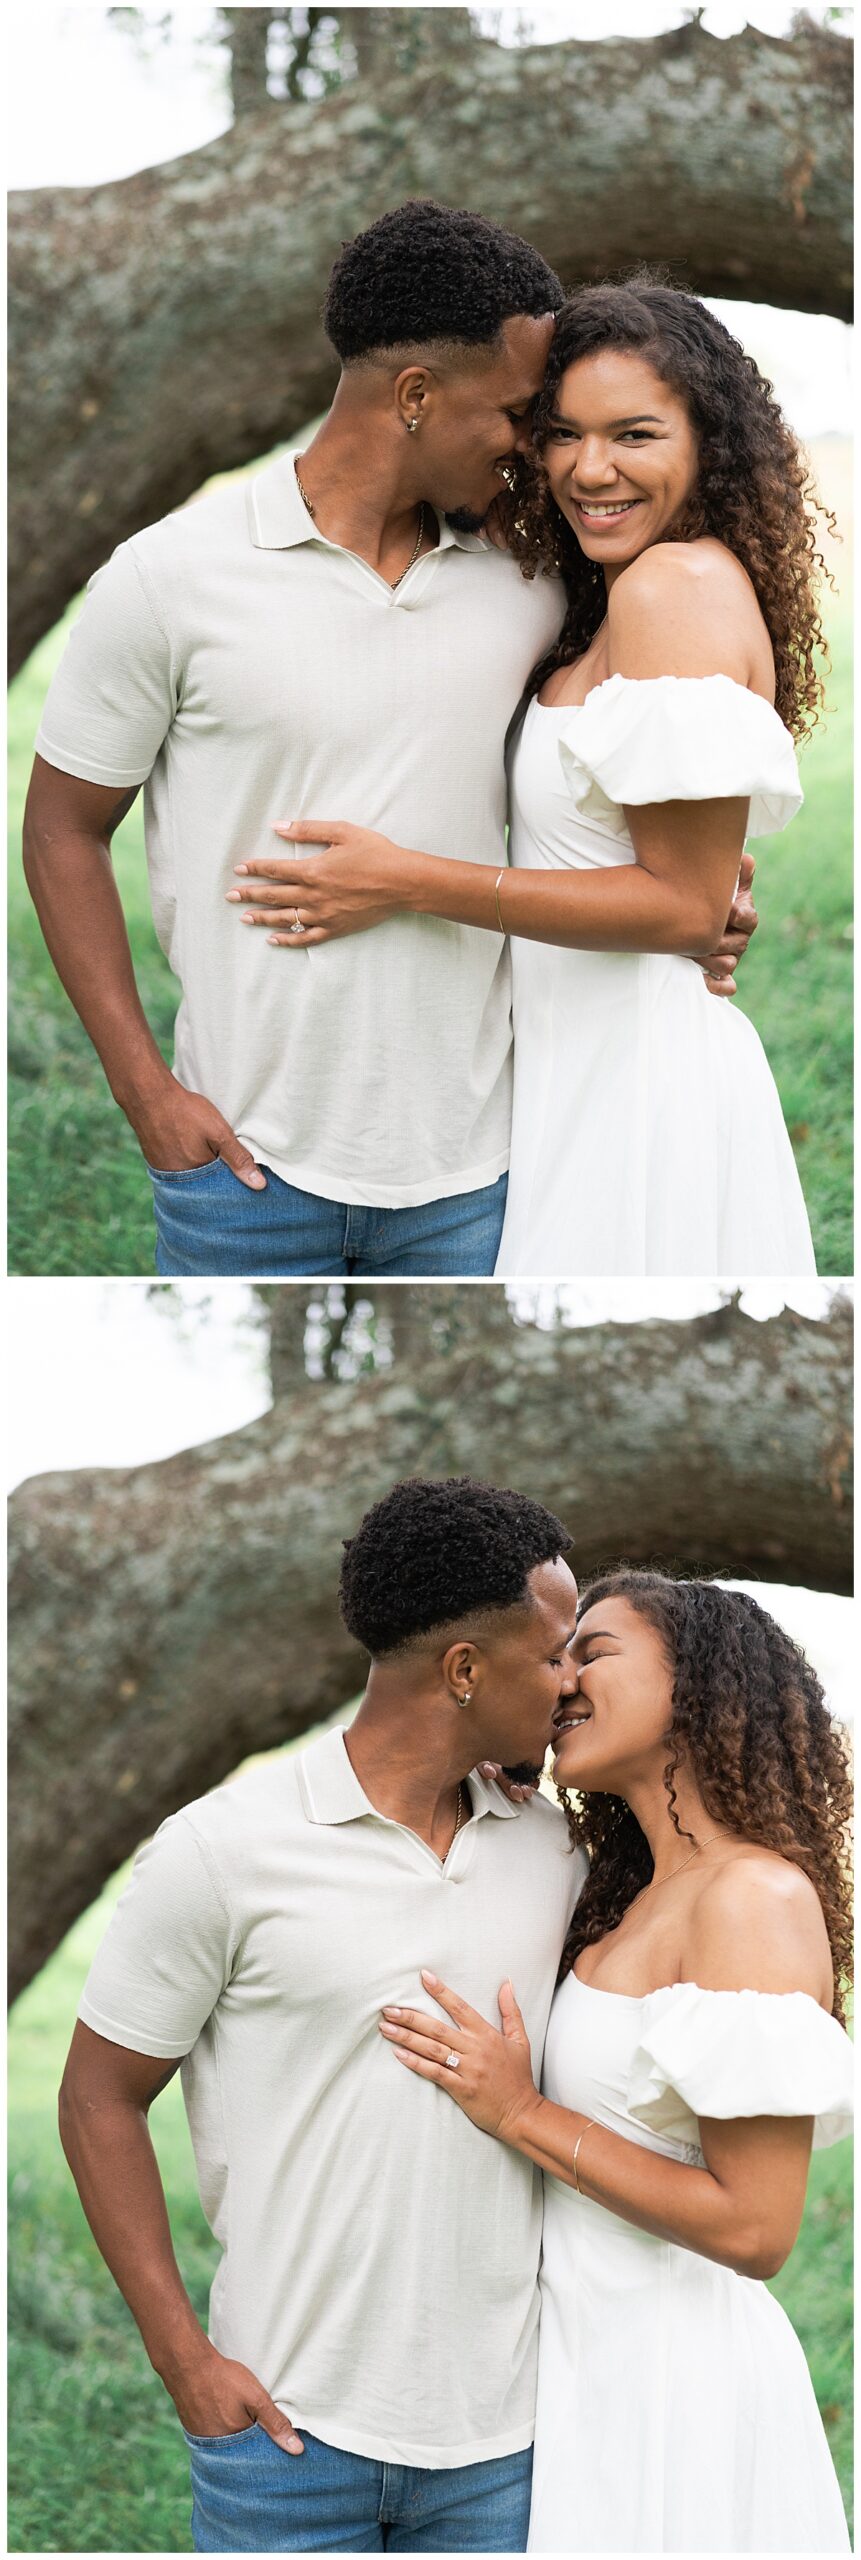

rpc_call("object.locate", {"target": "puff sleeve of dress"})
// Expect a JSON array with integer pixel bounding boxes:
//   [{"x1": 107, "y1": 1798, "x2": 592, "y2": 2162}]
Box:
[
  {"x1": 626, "y1": 1984, "x2": 853, "y2": 2151},
  {"x1": 557, "y1": 673, "x2": 803, "y2": 839}
]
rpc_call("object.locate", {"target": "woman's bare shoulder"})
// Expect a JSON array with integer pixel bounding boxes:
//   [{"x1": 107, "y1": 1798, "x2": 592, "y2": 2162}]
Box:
[
  {"x1": 685, "y1": 1848, "x2": 833, "y2": 2005},
  {"x1": 607, "y1": 539, "x2": 772, "y2": 690}
]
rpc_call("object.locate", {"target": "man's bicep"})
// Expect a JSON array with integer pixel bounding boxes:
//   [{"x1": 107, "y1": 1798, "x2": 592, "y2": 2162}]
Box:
[
  {"x1": 25, "y1": 754, "x2": 142, "y2": 843},
  {"x1": 62, "y1": 2018, "x2": 186, "y2": 2111}
]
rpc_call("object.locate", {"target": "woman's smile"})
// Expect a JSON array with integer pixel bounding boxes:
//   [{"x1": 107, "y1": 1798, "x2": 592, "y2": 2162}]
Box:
[{"x1": 570, "y1": 497, "x2": 643, "y2": 527}]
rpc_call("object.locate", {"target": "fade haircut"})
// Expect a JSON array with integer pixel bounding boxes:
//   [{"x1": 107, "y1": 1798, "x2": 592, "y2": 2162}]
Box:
[
  {"x1": 339, "y1": 1474, "x2": 573, "y2": 1659},
  {"x1": 323, "y1": 199, "x2": 563, "y2": 366}
]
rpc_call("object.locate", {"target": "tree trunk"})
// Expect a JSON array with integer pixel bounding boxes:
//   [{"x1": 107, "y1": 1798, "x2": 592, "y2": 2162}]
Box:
[
  {"x1": 221, "y1": 8, "x2": 277, "y2": 118},
  {"x1": 8, "y1": 15, "x2": 851, "y2": 673},
  {"x1": 8, "y1": 1293, "x2": 852, "y2": 2002}
]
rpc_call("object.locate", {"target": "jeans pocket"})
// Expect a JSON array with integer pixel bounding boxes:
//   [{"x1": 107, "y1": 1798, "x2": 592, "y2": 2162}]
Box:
[
  {"x1": 146, "y1": 1156, "x2": 225, "y2": 1183},
  {"x1": 182, "y1": 2423, "x2": 259, "y2": 2447}
]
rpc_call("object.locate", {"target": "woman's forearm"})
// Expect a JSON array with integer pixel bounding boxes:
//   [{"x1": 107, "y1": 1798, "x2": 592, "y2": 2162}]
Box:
[
  {"x1": 514, "y1": 2093, "x2": 777, "y2": 2278},
  {"x1": 404, "y1": 845, "x2": 729, "y2": 959}
]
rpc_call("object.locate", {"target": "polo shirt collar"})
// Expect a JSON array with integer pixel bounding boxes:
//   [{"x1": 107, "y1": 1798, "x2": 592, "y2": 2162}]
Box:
[
  {"x1": 247, "y1": 452, "x2": 490, "y2": 556},
  {"x1": 298, "y1": 1725, "x2": 522, "y2": 1825}
]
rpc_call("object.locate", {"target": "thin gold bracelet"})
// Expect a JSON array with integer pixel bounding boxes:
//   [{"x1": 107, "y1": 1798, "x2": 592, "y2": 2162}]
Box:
[
  {"x1": 494, "y1": 868, "x2": 507, "y2": 934},
  {"x1": 572, "y1": 2118, "x2": 597, "y2": 2193}
]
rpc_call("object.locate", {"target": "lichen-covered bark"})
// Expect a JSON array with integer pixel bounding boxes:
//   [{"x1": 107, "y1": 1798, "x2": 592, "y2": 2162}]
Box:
[
  {"x1": 8, "y1": 15, "x2": 851, "y2": 673},
  {"x1": 8, "y1": 1292, "x2": 852, "y2": 2002}
]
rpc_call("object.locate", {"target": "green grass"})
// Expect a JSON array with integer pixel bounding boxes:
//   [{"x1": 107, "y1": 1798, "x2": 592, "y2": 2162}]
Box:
[
  {"x1": 9, "y1": 1869, "x2": 209, "y2": 2553},
  {"x1": 733, "y1": 556, "x2": 853, "y2": 1275},
  {"x1": 8, "y1": 606, "x2": 175, "y2": 1276},
  {"x1": 7, "y1": 444, "x2": 852, "y2": 1276},
  {"x1": 8, "y1": 1855, "x2": 854, "y2": 2554}
]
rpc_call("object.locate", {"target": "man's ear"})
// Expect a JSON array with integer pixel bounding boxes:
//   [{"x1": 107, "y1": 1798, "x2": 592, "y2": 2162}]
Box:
[
  {"x1": 441, "y1": 1639, "x2": 477, "y2": 1702},
  {"x1": 393, "y1": 364, "x2": 433, "y2": 433}
]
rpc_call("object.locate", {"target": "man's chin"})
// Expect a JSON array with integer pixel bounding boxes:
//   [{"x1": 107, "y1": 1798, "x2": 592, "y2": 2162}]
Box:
[
  {"x1": 501, "y1": 1756, "x2": 546, "y2": 1786},
  {"x1": 444, "y1": 504, "x2": 490, "y2": 535}
]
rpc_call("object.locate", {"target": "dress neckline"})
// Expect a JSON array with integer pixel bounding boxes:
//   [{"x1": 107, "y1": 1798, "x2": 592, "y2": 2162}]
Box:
[
  {"x1": 532, "y1": 670, "x2": 777, "y2": 716},
  {"x1": 568, "y1": 1970, "x2": 834, "y2": 2015},
  {"x1": 569, "y1": 1968, "x2": 648, "y2": 2002}
]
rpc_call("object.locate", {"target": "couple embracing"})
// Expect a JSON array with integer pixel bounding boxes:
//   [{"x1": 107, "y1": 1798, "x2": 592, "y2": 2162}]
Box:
[
  {"x1": 28, "y1": 201, "x2": 820, "y2": 1279},
  {"x1": 61, "y1": 1476, "x2": 852, "y2": 2553}
]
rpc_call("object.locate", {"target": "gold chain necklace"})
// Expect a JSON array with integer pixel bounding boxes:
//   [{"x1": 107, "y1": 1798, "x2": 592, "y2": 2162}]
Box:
[
  {"x1": 630, "y1": 1831, "x2": 726, "y2": 1910},
  {"x1": 293, "y1": 458, "x2": 426, "y2": 590}
]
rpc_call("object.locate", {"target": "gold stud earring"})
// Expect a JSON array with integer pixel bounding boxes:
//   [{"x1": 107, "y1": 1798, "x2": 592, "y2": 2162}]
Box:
[{"x1": 406, "y1": 417, "x2": 420, "y2": 433}]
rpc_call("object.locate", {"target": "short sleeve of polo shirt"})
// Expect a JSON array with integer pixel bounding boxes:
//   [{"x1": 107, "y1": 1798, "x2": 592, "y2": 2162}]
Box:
[
  {"x1": 78, "y1": 1814, "x2": 238, "y2": 2059},
  {"x1": 36, "y1": 540, "x2": 178, "y2": 790}
]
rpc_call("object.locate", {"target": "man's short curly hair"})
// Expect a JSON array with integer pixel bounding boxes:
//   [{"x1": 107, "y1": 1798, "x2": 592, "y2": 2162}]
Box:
[
  {"x1": 323, "y1": 200, "x2": 563, "y2": 364},
  {"x1": 339, "y1": 1475, "x2": 573, "y2": 1658}
]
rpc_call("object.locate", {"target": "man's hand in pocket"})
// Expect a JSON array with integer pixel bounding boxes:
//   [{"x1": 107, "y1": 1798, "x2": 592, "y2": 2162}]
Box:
[
  {"x1": 129, "y1": 1074, "x2": 267, "y2": 1187},
  {"x1": 173, "y1": 2347, "x2": 303, "y2": 2453}
]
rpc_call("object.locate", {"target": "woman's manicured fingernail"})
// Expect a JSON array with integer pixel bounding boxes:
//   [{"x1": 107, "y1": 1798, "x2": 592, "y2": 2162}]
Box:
[
  {"x1": 382, "y1": 2006, "x2": 402, "y2": 2018},
  {"x1": 234, "y1": 864, "x2": 249, "y2": 874},
  {"x1": 225, "y1": 890, "x2": 242, "y2": 902},
  {"x1": 421, "y1": 1969, "x2": 439, "y2": 1987}
]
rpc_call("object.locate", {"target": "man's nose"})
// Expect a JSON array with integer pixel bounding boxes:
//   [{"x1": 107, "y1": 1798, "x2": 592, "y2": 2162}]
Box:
[
  {"x1": 558, "y1": 1658, "x2": 579, "y2": 1698},
  {"x1": 511, "y1": 420, "x2": 533, "y2": 456}
]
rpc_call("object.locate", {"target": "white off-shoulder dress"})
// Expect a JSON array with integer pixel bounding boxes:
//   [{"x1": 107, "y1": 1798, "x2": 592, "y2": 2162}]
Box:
[
  {"x1": 496, "y1": 676, "x2": 816, "y2": 1276},
  {"x1": 528, "y1": 1975, "x2": 853, "y2": 2554}
]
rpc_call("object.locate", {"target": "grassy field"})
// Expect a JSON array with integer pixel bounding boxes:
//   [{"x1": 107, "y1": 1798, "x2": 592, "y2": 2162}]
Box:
[
  {"x1": 8, "y1": 1845, "x2": 854, "y2": 2555},
  {"x1": 7, "y1": 443, "x2": 852, "y2": 1278}
]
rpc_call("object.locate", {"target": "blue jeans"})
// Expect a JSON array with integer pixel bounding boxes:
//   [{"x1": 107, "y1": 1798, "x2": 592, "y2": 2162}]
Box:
[
  {"x1": 184, "y1": 2423, "x2": 533, "y2": 2552},
  {"x1": 148, "y1": 1160, "x2": 508, "y2": 1278}
]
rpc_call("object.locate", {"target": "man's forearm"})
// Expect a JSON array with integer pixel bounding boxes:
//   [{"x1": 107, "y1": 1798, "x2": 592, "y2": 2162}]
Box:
[
  {"x1": 22, "y1": 825, "x2": 171, "y2": 1113},
  {"x1": 58, "y1": 2085, "x2": 209, "y2": 2387}
]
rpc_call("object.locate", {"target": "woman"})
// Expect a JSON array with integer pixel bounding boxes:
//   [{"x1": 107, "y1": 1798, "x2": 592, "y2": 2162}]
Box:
[
  {"x1": 236, "y1": 284, "x2": 832, "y2": 1275},
  {"x1": 378, "y1": 1575, "x2": 853, "y2": 2554}
]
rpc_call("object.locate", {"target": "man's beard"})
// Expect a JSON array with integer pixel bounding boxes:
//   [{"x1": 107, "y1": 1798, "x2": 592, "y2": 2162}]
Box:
[
  {"x1": 444, "y1": 504, "x2": 489, "y2": 535},
  {"x1": 502, "y1": 1757, "x2": 546, "y2": 1786}
]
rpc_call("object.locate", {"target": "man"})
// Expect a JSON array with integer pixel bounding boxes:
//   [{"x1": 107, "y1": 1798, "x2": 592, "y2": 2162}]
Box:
[
  {"x1": 59, "y1": 1475, "x2": 587, "y2": 2554},
  {"x1": 24, "y1": 200, "x2": 752, "y2": 1279}
]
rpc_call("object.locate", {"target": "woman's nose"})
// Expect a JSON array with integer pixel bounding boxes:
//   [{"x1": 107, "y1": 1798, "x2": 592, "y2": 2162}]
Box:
[{"x1": 574, "y1": 437, "x2": 614, "y2": 487}]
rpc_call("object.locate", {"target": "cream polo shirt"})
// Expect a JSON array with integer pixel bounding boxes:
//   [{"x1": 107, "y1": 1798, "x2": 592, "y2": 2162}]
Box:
[
  {"x1": 78, "y1": 1729, "x2": 585, "y2": 2468},
  {"x1": 36, "y1": 460, "x2": 564, "y2": 1206}
]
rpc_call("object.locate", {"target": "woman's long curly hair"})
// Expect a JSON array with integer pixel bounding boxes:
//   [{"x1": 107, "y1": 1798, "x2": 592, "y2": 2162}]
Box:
[
  {"x1": 504, "y1": 277, "x2": 835, "y2": 743},
  {"x1": 557, "y1": 1572, "x2": 853, "y2": 2025}
]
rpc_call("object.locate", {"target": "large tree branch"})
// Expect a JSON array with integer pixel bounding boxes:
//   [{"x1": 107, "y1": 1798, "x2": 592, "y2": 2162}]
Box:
[
  {"x1": 8, "y1": 1294, "x2": 852, "y2": 2001},
  {"x1": 8, "y1": 15, "x2": 851, "y2": 672}
]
